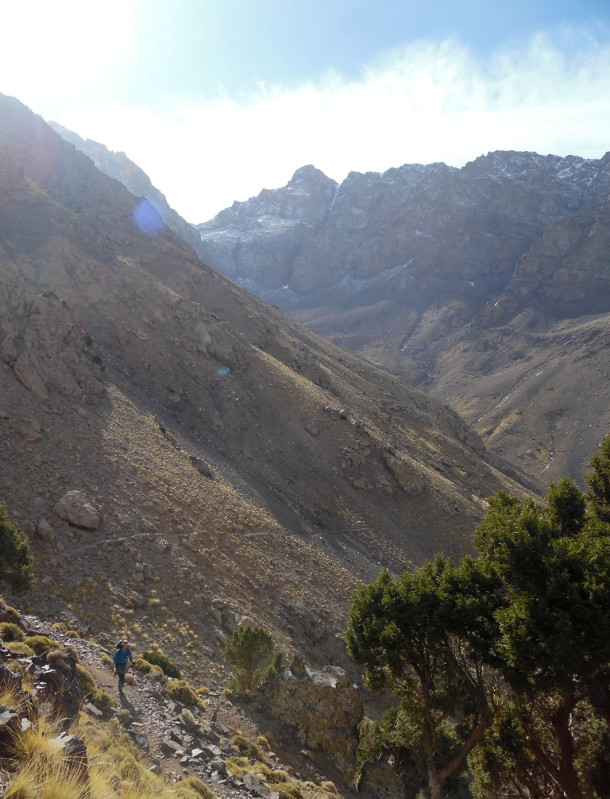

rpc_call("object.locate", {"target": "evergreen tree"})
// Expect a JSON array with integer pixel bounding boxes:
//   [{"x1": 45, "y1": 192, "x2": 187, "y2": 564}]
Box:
[
  {"x1": 0, "y1": 501, "x2": 33, "y2": 594},
  {"x1": 224, "y1": 624, "x2": 282, "y2": 696},
  {"x1": 347, "y1": 556, "x2": 495, "y2": 799}
]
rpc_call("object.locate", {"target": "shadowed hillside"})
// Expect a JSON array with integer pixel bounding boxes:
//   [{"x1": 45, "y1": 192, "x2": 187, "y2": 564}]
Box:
[{"x1": 0, "y1": 94, "x2": 531, "y2": 680}]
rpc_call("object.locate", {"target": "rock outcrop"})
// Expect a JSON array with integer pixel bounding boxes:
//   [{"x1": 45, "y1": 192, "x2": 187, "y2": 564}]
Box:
[{"x1": 262, "y1": 660, "x2": 363, "y2": 779}]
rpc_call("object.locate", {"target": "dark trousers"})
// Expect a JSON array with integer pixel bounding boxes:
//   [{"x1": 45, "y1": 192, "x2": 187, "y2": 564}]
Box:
[{"x1": 116, "y1": 662, "x2": 127, "y2": 688}]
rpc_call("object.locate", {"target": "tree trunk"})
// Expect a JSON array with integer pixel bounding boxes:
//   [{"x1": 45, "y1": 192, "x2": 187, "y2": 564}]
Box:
[{"x1": 428, "y1": 769, "x2": 442, "y2": 799}]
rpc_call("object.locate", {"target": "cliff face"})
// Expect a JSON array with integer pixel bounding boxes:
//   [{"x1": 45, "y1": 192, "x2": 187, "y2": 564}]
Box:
[
  {"x1": 0, "y1": 94, "x2": 529, "y2": 677},
  {"x1": 196, "y1": 152, "x2": 610, "y2": 482}
]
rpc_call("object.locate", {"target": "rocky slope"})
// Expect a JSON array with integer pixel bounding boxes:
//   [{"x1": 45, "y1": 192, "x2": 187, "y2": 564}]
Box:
[
  {"x1": 0, "y1": 94, "x2": 530, "y2": 688},
  {"x1": 195, "y1": 154, "x2": 610, "y2": 482},
  {"x1": 0, "y1": 601, "x2": 365, "y2": 798}
]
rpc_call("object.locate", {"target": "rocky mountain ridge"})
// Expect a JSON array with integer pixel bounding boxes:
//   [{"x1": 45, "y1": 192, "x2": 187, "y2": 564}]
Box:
[
  {"x1": 195, "y1": 154, "x2": 610, "y2": 482},
  {"x1": 0, "y1": 94, "x2": 530, "y2": 688},
  {"x1": 49, "y1": 119, "x2": 610, "y2": 482}
]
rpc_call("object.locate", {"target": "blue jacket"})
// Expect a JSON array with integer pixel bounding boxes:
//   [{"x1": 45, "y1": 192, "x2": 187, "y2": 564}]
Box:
[{"x1": 114, "y1": 646, "x2": 134, "y2": 665}]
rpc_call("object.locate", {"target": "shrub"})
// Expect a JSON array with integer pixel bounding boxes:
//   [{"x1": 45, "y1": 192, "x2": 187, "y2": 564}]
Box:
[
  {"x1": 5, "y1": 641, "x2": 34, "y2": 657},
  {"x1": 26, "y1": 635, "x2": 60, "y2": 655},
  {"x1": 142, "y1": 650, "x2": 181, "y2": 678},
  {"x1": 76, "y1": 664, "x2": 96, "y2": 694},
  {"x1": 167, "y1": 680, "x2": 205, "y2": 709},
  {"x1": 0, "y1": 501, "x2": 33, "y2": 593},
  {"x1": 0, "y1": 597, "x2": 20, "y2": 624},
  {"x1": 224, "y1": 625, "x2": 282, "y2": 696},
  {"x1": 231, "y1": 734, "x2": 266, "y2": 762},
  {"x1": 133, "y1": 656, "x2": 151, "y2": 673},
  {"x1": 100, "y1": 652, "x2": 114, "y2": 667},
  {"x1": 0, "y1": 622, "x2": 25, "y2": 642}
]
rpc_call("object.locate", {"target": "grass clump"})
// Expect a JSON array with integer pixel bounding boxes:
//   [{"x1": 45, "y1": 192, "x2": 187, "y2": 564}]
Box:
[
  {"x1": 167, "y1": 679, "x2": 205, "y2": 709},
  {"x1": 175, "y1": 776, "x2": 215, "y2": 798},
  {"x1": 100, "y1": 652, "x2": 114, "y2": 667},
  {"x1": 0, "y1": 598, "x2": 20, "y2": 624},
  {"x1": 0, "y1": 622, "x2": 25, "y2": 642},
  {"x1": 231, "y1": 734, "x2": 266, "y2": 762},
  {"x1": 26, "y1": 635, "x2": 60, "y2": 655},
  {"x1": 5, "y1": 641, "x2": 35, "y2": 657},
  {"x1": 142, "y1": 650, "x2": 181, "y2": 678},
  {"x1": 132, "y1": 656, "x2": 151, "y2": 673}
]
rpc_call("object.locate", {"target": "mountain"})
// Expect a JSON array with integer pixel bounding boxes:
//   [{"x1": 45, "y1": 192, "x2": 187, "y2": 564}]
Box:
[
  {"x1": 0, "y1": 94, "x2": 530, "y2": 683},
  {"x1": 196, "y1": 155, "x2": 610, "y2": 482},
  {"x1": 48, "y1": 120, "x2": 202, "y2": 252}
]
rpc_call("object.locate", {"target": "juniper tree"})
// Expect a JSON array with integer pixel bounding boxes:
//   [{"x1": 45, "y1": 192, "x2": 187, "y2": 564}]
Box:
[
  {"x1": 471, "y1": 461, "x2": 610, "y2": 799},
  {"x1": 224, "y1": 624, "x2": 282, "y2": 696},
  {"x1": 0, "y1": 501, "x2": 33, "y2": 594},
  {"x1": 346, "y1": 556, "x2": 496, "y2": 799}
]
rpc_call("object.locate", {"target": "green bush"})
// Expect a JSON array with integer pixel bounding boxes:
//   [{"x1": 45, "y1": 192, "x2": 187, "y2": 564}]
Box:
[
  {"x1": 0, "y1": 501, "x2": 33, "y2": 593},
  {"x1": 224, "y1": 625, "x2": 282, "y2": 696},
  {"x1": 133, "y1": 656, "x2": 151, "y2": 672},
  {"x1": 142, "y1": 650, "x2": 181, "y2": 678}
]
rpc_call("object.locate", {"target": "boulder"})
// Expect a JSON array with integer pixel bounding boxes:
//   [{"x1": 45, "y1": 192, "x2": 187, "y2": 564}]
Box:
[
  {"x1": 53, "y1": 491, "x2": 100, "y2": 530},
  {"x1": 49, "y1": 733, "x2": 88, "y2": 777},
  {"x1": 0, "y1": 706, "x2": 21, "y2": 755},
  {"x1": 37, "y1": 519, "x2": 55, "y2": 543}
]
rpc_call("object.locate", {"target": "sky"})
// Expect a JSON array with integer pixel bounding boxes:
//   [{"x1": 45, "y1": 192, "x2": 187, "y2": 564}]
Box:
[{"x1": 2, "y1": 0, "x2": 610, "y2": 222}]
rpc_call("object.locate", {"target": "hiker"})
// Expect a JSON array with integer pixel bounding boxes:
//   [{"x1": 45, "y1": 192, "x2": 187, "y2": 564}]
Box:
[{"x1": 113, "y1": 639, "x2": 134, "y2": 690}]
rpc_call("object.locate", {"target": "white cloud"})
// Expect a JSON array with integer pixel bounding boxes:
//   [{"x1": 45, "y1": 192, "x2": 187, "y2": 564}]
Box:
[
  {"x1": 0, "y1": 0, "x2": 140, "y2": 115},
  {"x1": 38, "y1": 25, "x2": 610, "y2": 222}
]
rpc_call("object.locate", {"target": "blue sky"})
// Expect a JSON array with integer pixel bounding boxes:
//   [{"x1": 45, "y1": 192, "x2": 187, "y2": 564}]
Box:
[{"x1": 2, "y1": 1, "x2": 610, "y2": 221}]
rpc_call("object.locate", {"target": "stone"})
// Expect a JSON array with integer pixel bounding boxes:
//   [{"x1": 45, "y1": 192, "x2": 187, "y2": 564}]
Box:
[
  {"x1": 37, "y1": 519, "x2": 55, "y2": 543},
  {"x1": 53, "y1": 490, "x2": 100, "y2": 530},
  {"x1": 210, "y1": 759, "x2": 226, "y2": 776},
  {"x1": 243, "y1": 772, "x2": 270, "y2": 797},
  {"x1": 162, "y1": 739, "x2": 184, "y2": 757},
  {"x1": 18, "y1": 420, "x2": 42, "y2": 442},
  {"x1": 49, "y1": 733, "x2": 88, "y2": 776},
  {"x1": 128, "y1": 730, "x2": 150, "y2": 752},
  {"x1": 84, "y1": 702, "x2": 103, "y2": 719},
  {"x1": 154, "y1": 536, "x2": 171, "y2": 553},
  {"x1": 0, "y1": 707, "x2": 21, "y2": 755},
  {"x1": 262, "y1": 661, "x2": 363, "y2": 779}
]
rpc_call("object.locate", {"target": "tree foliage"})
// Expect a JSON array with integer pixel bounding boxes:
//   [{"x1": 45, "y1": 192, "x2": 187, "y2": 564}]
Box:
[
  {"x1": 0, "y1": 500, "x2": 33, "y2": 594},
  {"x1": 347, "y1": 556, "x2": 495, "y2": 799},
  {"x1": 348, "y1": 434, "x2": 610, "y2": 799},
  {"x1": 224, "y1": 624, "x2": 282, "y2": 696}
]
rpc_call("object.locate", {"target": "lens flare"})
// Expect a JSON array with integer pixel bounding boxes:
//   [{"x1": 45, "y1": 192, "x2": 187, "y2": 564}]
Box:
[{"x1": 132, "y1": 198, "x2": 165, "y2": 235}]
